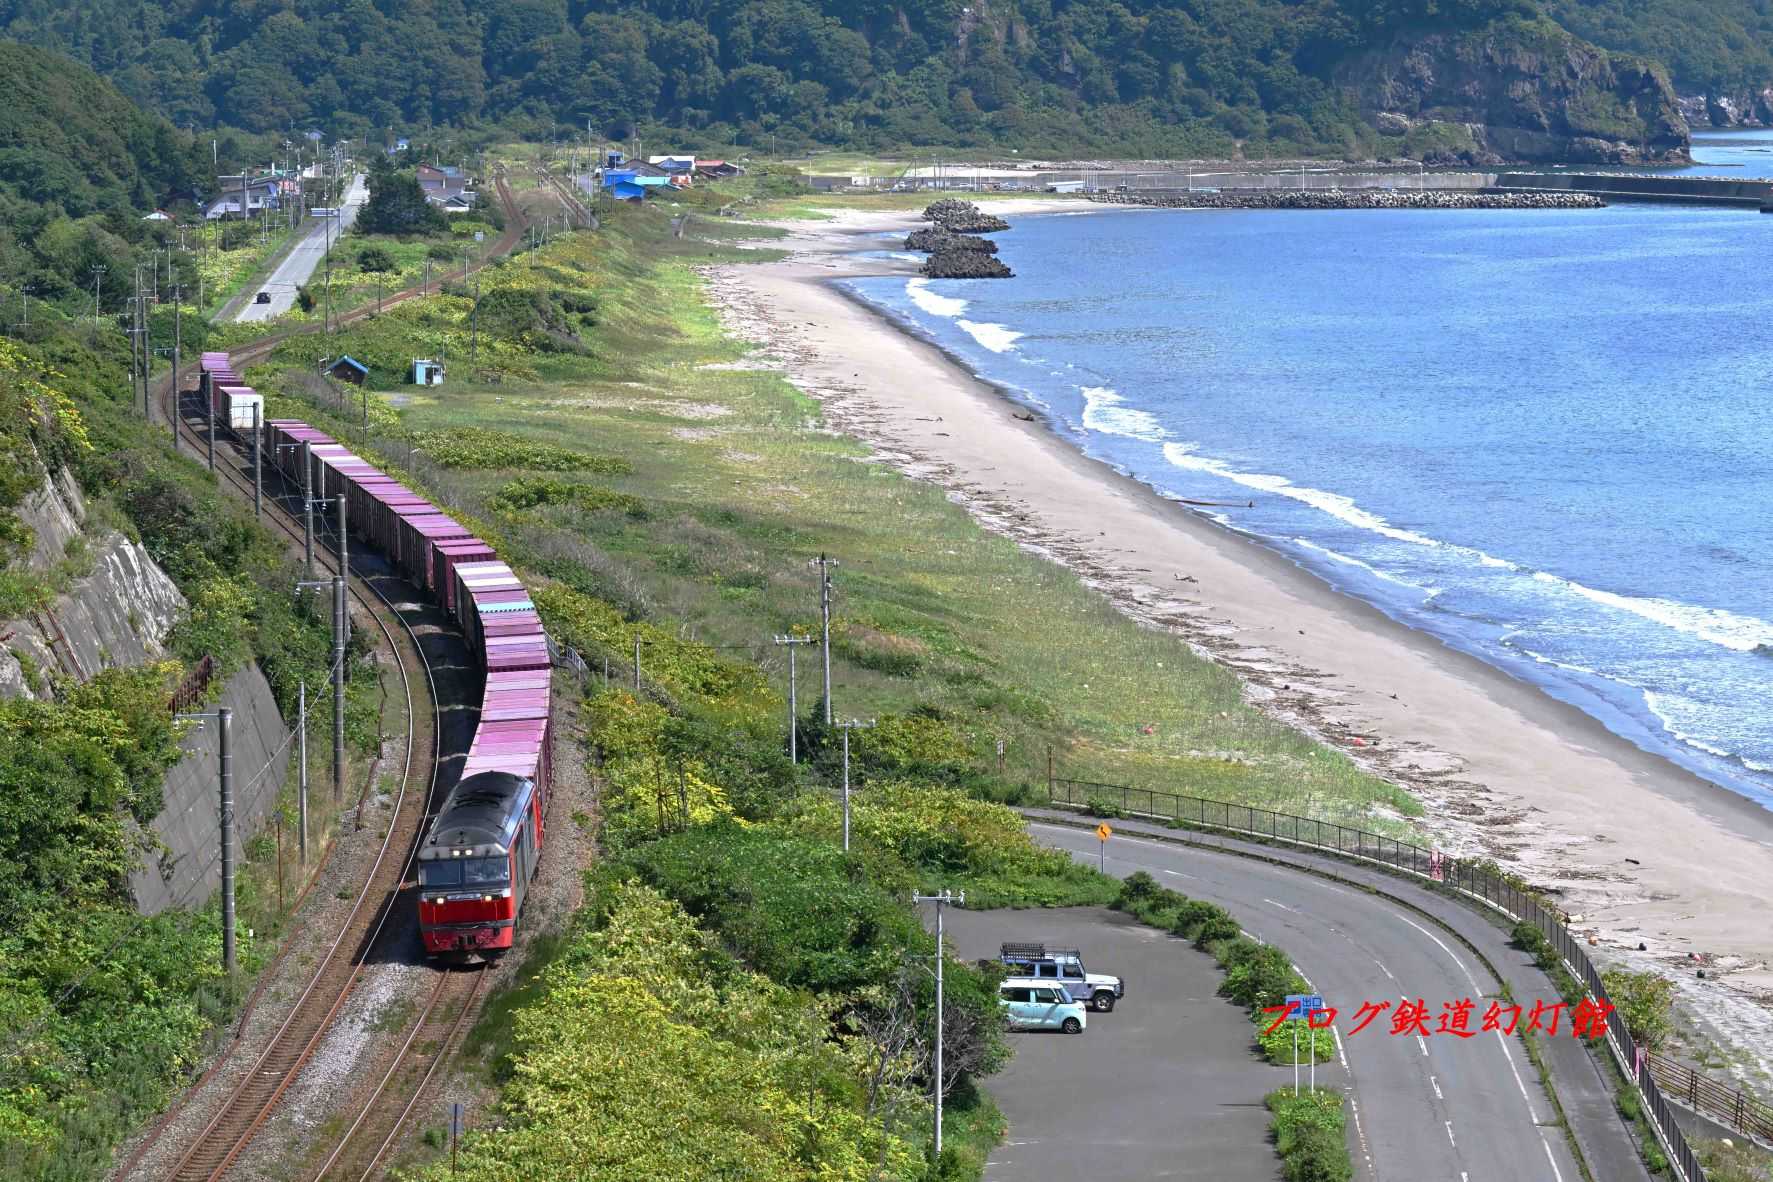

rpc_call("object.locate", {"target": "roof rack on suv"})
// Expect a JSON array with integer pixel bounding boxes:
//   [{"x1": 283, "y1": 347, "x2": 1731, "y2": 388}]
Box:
[{"x1": 1000, "y1": 942, "x2": 1048, "y2": 959}]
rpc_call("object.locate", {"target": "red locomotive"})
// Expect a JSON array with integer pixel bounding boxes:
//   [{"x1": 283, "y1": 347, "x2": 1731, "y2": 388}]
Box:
[{"x1": 206, "y1": 352, "x2": 553, "y2": 960}]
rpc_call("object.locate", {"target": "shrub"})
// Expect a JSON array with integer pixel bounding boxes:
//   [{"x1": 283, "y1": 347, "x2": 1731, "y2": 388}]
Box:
[
  {"x1": 1602, "y1": 969, "x2": 1677, "y2": 1052},
  {"x1": 1219, "y1": 942, "x2": 1297, "y2": 1010},
  {"x1": 1172, "y1": 899, "x2": 1230, "y2": 942},
  {"x1": 1193, "y1": 913, "x2": 1244, "y2": 949},
  {"x1": 1511, "y1": 920, "x2": 1559, "y2": 973},
  {"x1": 1084, "y1": 794, "x2": 1124, "y2": 819},
  {"x1": 356, "y1": 244, "x2": 396, "y2": 273},
  {"x1": 1267, "y1": 1088, "x2": 1352, "y2": 1182}
]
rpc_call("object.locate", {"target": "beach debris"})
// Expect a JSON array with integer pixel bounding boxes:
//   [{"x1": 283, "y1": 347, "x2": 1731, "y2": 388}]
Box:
[{"x1": 1012, "y1": 410, "x2": 1035, "y2": 421}]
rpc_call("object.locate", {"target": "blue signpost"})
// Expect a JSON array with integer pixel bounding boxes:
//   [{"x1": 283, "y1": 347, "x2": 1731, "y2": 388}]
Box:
[{"x1": 1284, "y1": 993, "x2": 1324, "y2": 1095}]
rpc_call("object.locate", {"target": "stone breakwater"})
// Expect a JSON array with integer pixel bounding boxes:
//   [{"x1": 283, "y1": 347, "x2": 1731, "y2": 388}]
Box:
[
  {"x1": 915, "y1": 200, "x2": 1015, "y2": 278},
  {"x1": 1088, "y1": 188, "x2": 1605, "y2": 210},
  {"x1": 905, "y1": 227, "x2": 1000, "y2": 254}
]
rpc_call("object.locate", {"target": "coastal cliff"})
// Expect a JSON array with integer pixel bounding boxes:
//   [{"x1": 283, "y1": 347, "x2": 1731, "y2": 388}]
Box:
[{"x1": 1348, "y1": 19, "x2": 1690, "y2": 165}]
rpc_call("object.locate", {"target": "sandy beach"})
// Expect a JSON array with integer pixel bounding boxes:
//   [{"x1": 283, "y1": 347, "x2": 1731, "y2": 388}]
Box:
[{"x1": 703, "y1": 201, "x2": 1773, "y2": 1057}]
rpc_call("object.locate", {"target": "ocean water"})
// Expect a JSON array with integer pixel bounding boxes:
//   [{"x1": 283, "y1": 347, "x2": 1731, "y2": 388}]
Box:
[{"x1": 848, "y1": 148, "x2": 1773, "y2": 807}]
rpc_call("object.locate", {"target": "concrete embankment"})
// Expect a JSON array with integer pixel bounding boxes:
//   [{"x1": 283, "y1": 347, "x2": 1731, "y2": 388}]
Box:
[
  {"x1": 1088, "y1": 188, "x2": 1604, "y2": 210},
  {"x1": 1495, "y1": 171, "x2": 1773, "y2": 207}
]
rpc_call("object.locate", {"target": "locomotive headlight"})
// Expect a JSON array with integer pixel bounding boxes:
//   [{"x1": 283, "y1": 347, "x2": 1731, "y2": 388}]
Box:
[{"x1": 482, "y1": 894, "x2": 494, "y2": 903}]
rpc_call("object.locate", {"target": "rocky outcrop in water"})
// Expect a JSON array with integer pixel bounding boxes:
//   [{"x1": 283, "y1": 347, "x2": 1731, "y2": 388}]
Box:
[
  {"x1": 1089, "y1": 189, "x2": 1604, "y2": 210},
  {"x1": 923, "y1": 198, "x2": 1010, "y2": 233},
  {"x1": 905, "y1": 228, "x2": 999, "y2": 254},
  {"x1": 923, "y1": 250, "x2": 1014, "y2": 279}
]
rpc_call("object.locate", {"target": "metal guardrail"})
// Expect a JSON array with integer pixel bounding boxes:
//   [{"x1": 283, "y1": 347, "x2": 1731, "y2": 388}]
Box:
[
  {"x1": 1048, "y1": 775, "x2": 1708, "y2": 1182},
  {"x1": 1649, "y1": 1052, "x2": 1773, "y2": 1146}
]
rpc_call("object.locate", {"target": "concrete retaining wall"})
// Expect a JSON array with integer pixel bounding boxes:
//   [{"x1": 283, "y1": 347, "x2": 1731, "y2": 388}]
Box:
[
  {"x1": 1496, "y1": 171, "x2": 1773, "y2": 205},
  {"x1": 129, "y1": 663, "x2": 292, "y2": 915}
]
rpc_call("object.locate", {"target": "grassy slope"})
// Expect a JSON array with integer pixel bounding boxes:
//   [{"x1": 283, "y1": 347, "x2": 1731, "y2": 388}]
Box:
[{"x1": 259, "y1": 193, "x2": 1417, "y2": 830}]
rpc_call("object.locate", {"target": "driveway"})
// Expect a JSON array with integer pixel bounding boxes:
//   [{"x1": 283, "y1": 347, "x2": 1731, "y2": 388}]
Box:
[{"x1": 928, "y1": 904, "x2": 1286, "y2": 1182}]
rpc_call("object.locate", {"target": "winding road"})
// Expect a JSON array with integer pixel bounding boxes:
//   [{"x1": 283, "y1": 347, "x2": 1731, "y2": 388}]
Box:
[{"x1": 1024, "y1": 813, "x2": 1647, "y2": 1182}]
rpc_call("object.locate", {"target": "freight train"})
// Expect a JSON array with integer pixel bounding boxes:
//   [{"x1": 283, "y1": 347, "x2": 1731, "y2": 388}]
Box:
[{"x1": 198, "y1": 352, "x2": 552, "y2": 959}]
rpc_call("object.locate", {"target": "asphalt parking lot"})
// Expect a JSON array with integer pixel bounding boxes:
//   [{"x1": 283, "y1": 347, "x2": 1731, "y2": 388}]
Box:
[{"x1": 930, "y1": 905, "x2": 1285, "y2": 1181}]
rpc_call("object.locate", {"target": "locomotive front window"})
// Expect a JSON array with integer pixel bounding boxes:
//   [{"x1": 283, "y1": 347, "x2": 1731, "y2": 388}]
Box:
[
  {"x1": 419, "y1": 861, "x2": 463, "y2": 887},
  {"x1": 463, "y1": 856, "x2": 509, "y2": 885}
]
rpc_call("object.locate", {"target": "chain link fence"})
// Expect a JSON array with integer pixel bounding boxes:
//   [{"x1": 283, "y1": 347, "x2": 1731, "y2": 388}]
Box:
[{"x1": 1047, "y1": 775, "x2": 1708, "y2": 1182}]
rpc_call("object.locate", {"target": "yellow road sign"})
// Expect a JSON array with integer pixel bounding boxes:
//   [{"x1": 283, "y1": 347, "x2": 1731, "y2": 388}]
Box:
[{"x1": 1096, "y1": 822, "x2": 1112, "y2": 841}]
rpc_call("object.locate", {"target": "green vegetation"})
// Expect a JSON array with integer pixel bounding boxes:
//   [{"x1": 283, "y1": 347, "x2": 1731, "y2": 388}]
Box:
[
  {"x1": 1, "y1": 0, "x2": 1685, "y2": 161},
  {"x1": 1602, "y1": 969, "x2": 1677, "y2": 1052},
  {"x1": 0, "y1": 42, "x2": 211, "y2": 318},
  {"x1": 1267, "y1": 1087, "x2": 1353, "y2": 1182},
  {"x1": 1694, "y1": 1136, "x2": 1773, "y2": 1182},
  {"x1": 1549, "y1": 0, "x2": 1773, "y2": 94},
  {"x1": 355, "y1": 168, "x2": 447, "y2": 237}
]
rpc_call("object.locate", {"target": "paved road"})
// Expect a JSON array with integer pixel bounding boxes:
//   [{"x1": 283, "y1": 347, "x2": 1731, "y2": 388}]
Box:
[
  {"x1": 931, "y1": 905, "x2": 1284, "y2": 1182},
  {"x1": 1032, "y1": 821, "x2": 1590, "y2": 1182},
  {"x1": 234, "y1": 173, "x2": 367, "y2": 323}
]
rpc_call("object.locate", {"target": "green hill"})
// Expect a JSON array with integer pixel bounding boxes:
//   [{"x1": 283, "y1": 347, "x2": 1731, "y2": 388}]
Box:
[
  {"x1": 0, "y1": 0, "x2": 1691, "y2": 161},
  {"x1": 0, "y1": 39, "x2": 202, "y2": 218}
]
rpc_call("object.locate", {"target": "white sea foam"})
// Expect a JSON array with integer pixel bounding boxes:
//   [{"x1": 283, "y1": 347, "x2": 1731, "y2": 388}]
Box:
[
  {"x1": 905, "y1": 277, "x2": 967, "y2": 318},
  {"x1": 1161, "y1": 442, "x2": 1454, "y2": 550},
  {"x1": 957, "y1": 319, "x2": 1024, "y2": 353},
  {"x1": 1080, "y1": 386, "x2": 1166, "y2": 441},
  {"x1": 1529, "y1": 572, "x2": 1773, "y2": 653},
  {"x1": 1290, "y1": 538, "x2": 1432, "y2": 593}
]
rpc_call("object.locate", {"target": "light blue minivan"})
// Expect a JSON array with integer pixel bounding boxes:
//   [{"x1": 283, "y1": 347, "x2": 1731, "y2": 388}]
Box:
[{"x1": 999, "y1": 977, "x2": 1087, "y2": 1033}]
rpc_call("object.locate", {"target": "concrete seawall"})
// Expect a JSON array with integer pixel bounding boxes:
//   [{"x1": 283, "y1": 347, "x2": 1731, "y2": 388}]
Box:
[
  {"x1": 1495, "y1": 171, "x2": 1773, "y2": 206},
  {"x1": 129, "y1": 663, "x2": 291, "y2": 915}
]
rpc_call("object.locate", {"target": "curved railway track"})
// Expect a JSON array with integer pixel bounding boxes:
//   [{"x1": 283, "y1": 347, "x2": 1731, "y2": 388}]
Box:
[{"x1": 119, "y1": 169, "x2": 535, "y2": 1182}]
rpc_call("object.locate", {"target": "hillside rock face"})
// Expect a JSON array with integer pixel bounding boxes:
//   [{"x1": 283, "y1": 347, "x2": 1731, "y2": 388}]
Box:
[
  {"x1": 1679, "y1": 89, "x2": 1773, "y2": 129},
  {"x1": 1348, "y1": 22, "x2": 1689, "y2": 165},
  {"x1": 0, "y1": 468, "x2": 184, "y2": 700}
]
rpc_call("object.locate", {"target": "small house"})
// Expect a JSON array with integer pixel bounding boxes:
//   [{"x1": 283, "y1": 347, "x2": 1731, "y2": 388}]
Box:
[
  {"x1": 695, "y1": 160, "x2": 743, "y2": 180},
  {"x1": 327, "y1": 355, "x2": 369, "y2": 386},
  {"x1": 205, "y1": 175, "x2": 282, "y2": 220},
  {"x1": 648, "y1": 155, "x2": 696, "y2": 175},
  {"x1": 417, "y1": 164, "x2": 469, "y2": 205},
  {"x1": 609, "y1": 180, "x2": 647, "y2": 202},
  {"x1": 411, "y1": 359, "x2": 445, "y2": 386},
  {"x1": 141, "y1": 209, "x2": 175, "y2": 222}
]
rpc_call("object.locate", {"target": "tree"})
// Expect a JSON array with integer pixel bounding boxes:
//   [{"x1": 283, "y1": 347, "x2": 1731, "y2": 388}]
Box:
[
  {"x1": 355, "y1": 171, "x2": 446, "y2": 236},
  {"x1": 355, "y1": 244, "x2": 396, "y2": 272}
]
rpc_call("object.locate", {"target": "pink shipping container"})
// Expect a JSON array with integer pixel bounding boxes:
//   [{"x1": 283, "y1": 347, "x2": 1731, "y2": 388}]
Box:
[{"x1": 432, "y1": 540, "x2": 496, "y2": 607}]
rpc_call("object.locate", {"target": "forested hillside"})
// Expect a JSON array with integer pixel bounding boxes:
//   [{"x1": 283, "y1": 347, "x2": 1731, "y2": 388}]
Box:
[
  {"x1": 0, "y1": 0, "x2": 1690, "y2": 159},
  {"x1": 1548, "y1": 0, "x2": 1773, "y2": 110}
]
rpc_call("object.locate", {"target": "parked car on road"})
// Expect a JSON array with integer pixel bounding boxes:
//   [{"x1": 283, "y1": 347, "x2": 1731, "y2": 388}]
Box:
[
  {"x1": 998, "y1": 978, "x2": 1086, "y2": 1033},
  {"x1": 254, "y1": 291, "x2": 271, "y2": 304},
  {"x1": 999, "y1": 942, "x2": 1125, "y2": 1012}
]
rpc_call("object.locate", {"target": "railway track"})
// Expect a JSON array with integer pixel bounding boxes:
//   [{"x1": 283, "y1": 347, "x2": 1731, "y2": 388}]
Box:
[
  {"x1": 306, "y1": 965, "x2": 486, "y2": 1181},
  {"x1": 120, "y1": 169, "x2": 536, "y2": 1182}
]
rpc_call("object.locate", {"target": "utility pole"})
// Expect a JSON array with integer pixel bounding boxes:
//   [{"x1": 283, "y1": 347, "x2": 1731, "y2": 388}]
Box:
[
  {"x1": 332, "y1": 574, "x2": 346, "y2": 801},
  {"x1": 772, "y1": 635, "x2": 811, "y2": 763},
  {"x1": 206, "y1": 360, "x2": 216, "y2": 471},
  {"x1": 337, "y1": 493, "x2": 350, "y2": 645},
  {"x1": 171, "y1": 284, "x2": 181, "y2": 438},
  {"x1": 178, "y1": 707, "x2": 236, "y2": 973},
  {"x1": 837, "y1": 718, "x2": 875, "y2": 852},
  {"x1": 633, "y1": 634, "x2": 643, "y2": 691},
  {"x1": 297, "y1": 680, "x2": 308, "y2": 864},
  {"x1": 252, "y1": 402, "x2": 262, "y2": 517},
  {"x1": 911, "y1": 889, "x2": 965, "y2": 1163},
  {"x1": 91, "y1": 266, "x2": 105, "y2": 323},
  {"x1": 302, "y1": 440, "x2": 315, "y2": 578},
  {"x1": 808, "y1": 555, "x2": 838, "y2": 723}
]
